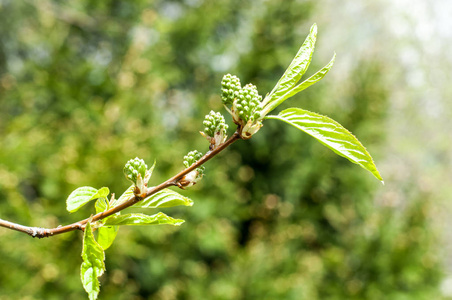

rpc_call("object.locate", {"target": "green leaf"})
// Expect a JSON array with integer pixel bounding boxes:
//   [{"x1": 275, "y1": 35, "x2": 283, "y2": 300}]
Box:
[
  {"x1": 66, "y1": 187, "x2": 98, "y2": 213},
  {"x1": 262, "y1": 53, "x2": 336, "y2": 115},
  {"x1": 144, "y1": 160, "x2": 156, "y2": 184},
  {"x1": 111, "y1": 185, "x2": 134, "y2": 207},
  {"x1": 133, "y1": 188, "x2": 194, "y2": 209},
  {"x1": 104, "y1": 212, "x2": 185, "y2": 226},
  {"x1": 95, "y1": 198, "x2": 108, "y2": 214},
  {"x1": 81, "y1": 222, "x2": 105, "y2": 300},
  {"x1": 266, "y1": 24, "x2": 317, "y2": 105},
  {"x1": 97, "y1": 225, "x2": 118, "y2": 250},
  {"x1": 266, "y1": 108, "x2": 383, "y2": 182},
  {"x1": 90, "y1": 187, "x2": 109, "y2": 201}
]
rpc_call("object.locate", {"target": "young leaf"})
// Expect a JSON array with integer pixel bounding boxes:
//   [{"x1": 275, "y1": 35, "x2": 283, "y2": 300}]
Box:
[
  {"x1": 144, "y1": 160, "x2": 156, "y2": 184},
  {"x1": 262, "y1": 53, "x2": 336, "y2": 115},
  {"x1": 133, "y1": 188, "x2": 194, "y2": 209},
  {"x1": 81, "y1": 222, "x2": 105, "y2": 300},
  {"x1": 104, "y1": 212, "x2": 185, "y2": 226},
  {"x1": 95, "y1": 198, "x2": 109, "y2": 214},
  {"x1": 110, "y1": 185, "x2": 134, "y2": 207},
  {"x1": 266, "y1": 108, "x2": 383, "y2": 182},
  {"x1": 97, "y1": 225, "x2": 118, "y2": 250},
  {"x1": 66, "y1": 187, "x2": 98, "y2": 213},
  {"x1": 264, "y1": 23, "x2": 317, "y2": 107},
  {"x1": 90, "y1": 187, "x2": 110, "y2": 201}
]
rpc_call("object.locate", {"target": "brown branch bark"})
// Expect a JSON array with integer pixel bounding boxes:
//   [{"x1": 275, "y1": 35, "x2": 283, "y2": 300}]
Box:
[{"x1": 0, "y1": 131, "x2": 242, "y2": 238}]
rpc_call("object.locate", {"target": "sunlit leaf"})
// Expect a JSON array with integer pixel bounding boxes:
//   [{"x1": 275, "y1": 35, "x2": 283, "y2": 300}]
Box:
[
  {"x1": 144, "y1": 160, "x2": 156, "y2": 184},
  {"x1": 266, "y1": 108, "x2": 383, "y2": 182},
  {"x1": 104, "y1": 212, "x2": 185, "y2": 226},
  {"x1": 95, "y1": 198, "x2": 108, "y2": 214},
  {"x1": 90, "y1": 187, "x2": 109, "y2": 201},
  {"x1": 133, "y1": 188, "x2": 193, "y2": 209},
  {"x1": 265, "y1": 24, "x2": 317, "y2": 106},
  {"x1": 80, "y1": 222, "x2": 105, "y2": 300},
  {"x1": 97, "y1": 225, "x2": 118, "y2": 251},
  {"x1": 262, "y1": 53, "x2": 335, "y2": 115},
  {"x1": 111, "y1": 185, "x2": 134, "y2": 207},
  {"x1": 66, "y1": 187, "x2": 98, "y2": 213}
]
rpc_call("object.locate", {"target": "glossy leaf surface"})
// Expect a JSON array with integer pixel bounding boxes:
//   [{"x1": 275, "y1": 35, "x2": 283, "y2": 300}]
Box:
[
  {"x1": 266, "y1": 108, "x2": 383, "y2": 182},
  {"x1": 265, "y1": 24, "x2": 317, "y2": 106},
  {"x1": 104, "y1": 212, "x2": 184, "y2": 226},
  {"x1": 66, "y1": 187, "x2": 98, "y2": 213},
  {"x1": 133, "y1": 188, "x2": 194, "y2": 209},
  {"x1": 263, "y1": 53, "x2": 335, "y2": 115}
]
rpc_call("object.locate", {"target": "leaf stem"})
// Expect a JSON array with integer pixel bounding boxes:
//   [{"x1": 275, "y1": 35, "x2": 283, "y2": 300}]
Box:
[{"x1": 0, "y1": 130, "x2": 242, "y2": 238}]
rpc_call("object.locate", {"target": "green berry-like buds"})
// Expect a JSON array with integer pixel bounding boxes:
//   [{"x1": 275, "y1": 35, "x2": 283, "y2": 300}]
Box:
[
  {"x1": 233, "y1": 83, "x2": 262, "y2": 123},
  {"x1": 183, "y1": 150, "x2": 205, "y2": 175},
  {"x1": 202, "y1": 111, "x2": 228, "y2": 138},
  {"x1": 220, "y1": 73, "x2": 264, "y2": 139},
  {"x1": 179, "y1": 150, "x2": 205, "y2": 188},
  {"x1": 124, "y1": 157, "x2": 148, "y2": 185},
  {"x1": 230, "y1": 83, "x2": 264, "y2": 139},
  {"x1": 200, "y1": 111, "x2": 228, "y2": 150},
  {"x1": 221, "y1": 74, "x2": 241, "y2": 105}
]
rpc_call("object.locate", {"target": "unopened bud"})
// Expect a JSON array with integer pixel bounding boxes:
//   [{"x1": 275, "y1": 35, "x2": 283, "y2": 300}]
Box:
[
  {"x1": 179, "y1": 150, "x2": 205, "y2": 188},
  {"x1": 200, "y1": 111, "x2": 228, "y2": 150},
  {"x1": 221, "y1": 74, "x2": 241, "y2": 106},
  {"x1": 124, "y1": 157, "x2": 148, "y2": 184}
]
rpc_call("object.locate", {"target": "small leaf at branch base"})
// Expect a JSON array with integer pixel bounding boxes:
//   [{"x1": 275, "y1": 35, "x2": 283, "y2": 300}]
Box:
[
  {"x1": 104, "y1": 212, "x2": 185, "y2": 226},
  {"x1": 81, "y1": 222, "x2": 105, "y2": 300},
  {"x1": 66, "y1": 187, "x2": 98, "y2": 213},
  {"x1": 95, "y1": 198, "x2": 109, "y2": 214},
  {"x1": 111, "y1": 185, "x2": 134, "y2": 207},
  {"x1": 97, "y1": 225, "x2": 118, "y2": 250},
  {"x1": 133, "y1": 188, "x2": 194, "y2": 209},
  {"x1": 266, "y1": 108, "x2": 383, "y2": 182}
]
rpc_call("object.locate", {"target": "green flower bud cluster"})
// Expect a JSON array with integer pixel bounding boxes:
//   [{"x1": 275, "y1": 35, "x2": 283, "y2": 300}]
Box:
[
  {"x1": 124, "y1": 157, "x2": 148, "y2": 184},
  {"x1": 220, "y1": 73, "x2": 264, "y2": 139},
  {"x1": 221, "y1": 74, "x2": 241, "y2": 105},
  {"x1": 202, "y1": 111, "x2": 228, "y2": 139},
  {"x1": 234, "y1": 83, "x2": 262, "y2": 123},
  {"x1": 178, "y1": 150, "x2": 205, "y2": 188},
  {"x1": 183, "y1": 150, "x2": 205, "y2": 176}
]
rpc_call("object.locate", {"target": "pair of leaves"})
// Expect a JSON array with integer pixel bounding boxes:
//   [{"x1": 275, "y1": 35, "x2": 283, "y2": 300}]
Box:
[
  {"x1": 261, "y1": 23, "x2": 336, "y2": 116},
  {"x1": 260, "y1": 24, "x2": 382, "y2": 182}
]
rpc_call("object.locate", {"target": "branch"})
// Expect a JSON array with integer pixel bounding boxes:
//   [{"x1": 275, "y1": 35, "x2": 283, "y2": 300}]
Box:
[{"x1": 0, "y1": 130, "x2": 242, "y2": 238}]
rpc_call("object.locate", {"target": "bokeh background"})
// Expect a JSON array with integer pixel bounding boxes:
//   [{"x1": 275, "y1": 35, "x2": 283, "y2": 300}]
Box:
[{"x1": 1, "y1": 0, "x2": 451, "y2": 299}]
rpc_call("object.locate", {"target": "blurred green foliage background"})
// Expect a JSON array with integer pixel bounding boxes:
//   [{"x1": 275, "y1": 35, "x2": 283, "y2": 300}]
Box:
[{"x1": 1, "y1": 1, "x2": 450, "y2": 299}]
